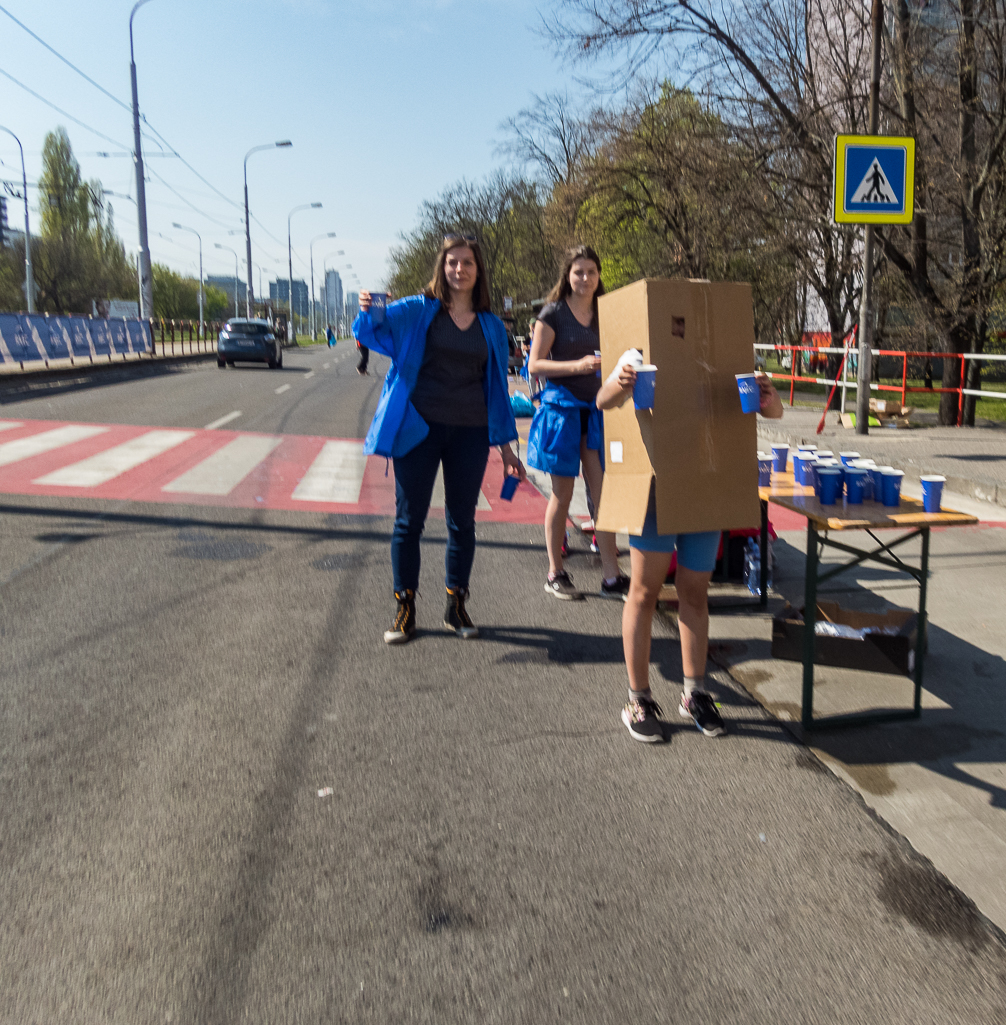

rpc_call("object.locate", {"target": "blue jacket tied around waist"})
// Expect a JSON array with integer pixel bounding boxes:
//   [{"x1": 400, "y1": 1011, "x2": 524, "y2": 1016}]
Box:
[
  {"x1": 353, "y1": 295, "x2": 518, "y2": 459},
  {"x1": 526, "y1": 381, "x2": 603, "y2": 478}
]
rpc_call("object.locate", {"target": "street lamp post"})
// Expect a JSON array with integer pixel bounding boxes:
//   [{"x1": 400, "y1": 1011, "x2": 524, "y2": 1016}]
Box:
[
  {"x1": 287, "y1": 202, "x2": 321, "y2": 342},
  {"x1": 129, "y1": 0, "x2": 155, "y2": 319},
  {"x1": 214, "y1": 243, "x2": 240, "y2": 319},
  {"x1": 173, "y1": 223, "x2": 203, "y2": 338},
  {"x1": 309, "y1": 232, "x2": 337, "y2": 340},
  {"x1": 244, "y1": 140, "x2": 292, "y2": 318},
  {"x1": 0, "y1": 126, "x2": 35, "y2": 313}
]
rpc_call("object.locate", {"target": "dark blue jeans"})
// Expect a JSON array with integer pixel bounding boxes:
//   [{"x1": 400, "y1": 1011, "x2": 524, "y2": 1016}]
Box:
[{"x1": 391, "y1": 422, "x2": 490, "y2": 593}]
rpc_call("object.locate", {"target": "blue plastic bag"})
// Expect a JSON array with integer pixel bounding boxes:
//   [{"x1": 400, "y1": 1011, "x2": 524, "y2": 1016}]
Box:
[{"x1": 510, "y1": 391, "x2": 536, "y2": 417}]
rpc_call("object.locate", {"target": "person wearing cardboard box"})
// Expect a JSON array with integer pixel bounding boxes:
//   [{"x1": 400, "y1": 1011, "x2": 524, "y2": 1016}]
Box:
[
  {"x1": 598, "y1": 360, "x2": 782, "y2": 741},
  {"x1": 353, "y1": 234, "x2": 526, "y2": 644},
  {"x1": 526, "y1": 246, "x2": 629, "y2": 601}
]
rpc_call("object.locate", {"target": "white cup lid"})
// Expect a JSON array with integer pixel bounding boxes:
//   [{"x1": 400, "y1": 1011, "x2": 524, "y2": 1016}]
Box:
[
  {"x1": 638, "y1": 364, "x2": 658, "y2": 372},
  {"x1": 920, "y1": 474, "x2": 947, "y2": 482}
]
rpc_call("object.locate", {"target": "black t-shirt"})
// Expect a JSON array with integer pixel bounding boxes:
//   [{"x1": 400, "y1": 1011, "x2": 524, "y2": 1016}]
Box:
[
  {"x1": 537, "y1": 299, "x2": 600, "y2": 403},
  {"x1": 410, "y1": 309, "x2": 489, "y2": 427}
]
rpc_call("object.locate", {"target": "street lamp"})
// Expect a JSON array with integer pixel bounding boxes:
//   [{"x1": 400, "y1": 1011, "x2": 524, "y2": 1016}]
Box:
[
  {"x1": 309, "y1": 231, "x2": 337, "y2": 340},
  {"x1": 244, "y1": 140, "x2": 292, "y2": 317},
  {"x1": 129, "y1": 0, "x2": 155, "y2": 319},
  {"x1": 172, "y1": 223, "x2": 203, "y2": 338},
  {"x1": 0, "y1": 126, "x2": 35, "y2": 313},
  {"x1": 287, "y1": 202, "x2": 321, "y2": 341},
  {"x1": 214, "y1": 243, "x2": 240, "y2": 319}
]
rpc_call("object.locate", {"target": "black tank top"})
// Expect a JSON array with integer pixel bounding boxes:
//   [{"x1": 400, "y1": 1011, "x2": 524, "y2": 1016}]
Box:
[{"x1": 538, "y1": 300, "x2": 600, "y2": 404}]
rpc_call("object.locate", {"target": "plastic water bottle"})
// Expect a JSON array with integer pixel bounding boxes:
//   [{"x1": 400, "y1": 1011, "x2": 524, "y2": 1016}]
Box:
[{"x1": 742, "y1": 537, "x2": 773, "y2": 597}]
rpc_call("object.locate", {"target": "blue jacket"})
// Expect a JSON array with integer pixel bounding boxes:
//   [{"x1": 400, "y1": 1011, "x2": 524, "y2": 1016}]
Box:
[
  {"x1": 353, "y1": 295, "x2": 518, "y2": 458},
  {"x1": 525, "y1": 381, "x2": 604, "y2": 478}
]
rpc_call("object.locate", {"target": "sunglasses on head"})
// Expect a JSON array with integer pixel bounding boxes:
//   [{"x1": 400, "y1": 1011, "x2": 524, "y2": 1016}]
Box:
[{"x1": 444, "y1": 233, "x2": 478, "y2": 245}]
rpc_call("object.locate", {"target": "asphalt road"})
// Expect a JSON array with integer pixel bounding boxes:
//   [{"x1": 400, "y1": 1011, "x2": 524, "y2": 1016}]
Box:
[{"x1": 3, "y1": 344, "x2": 1006, "y2": 1024}]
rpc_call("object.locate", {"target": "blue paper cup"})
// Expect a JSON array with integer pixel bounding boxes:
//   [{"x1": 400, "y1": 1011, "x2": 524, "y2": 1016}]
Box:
[
  {"x1": 845, "y1": 468, "x2": 867, "y2": 504},
  {"x1": 881, "y1": 469, "x2": 904, "y2": 507},
  {"x1": 798, "y1": 444, "x2": 817, "y2": 454},
  {"x1": 369, "y1": 292, "x2": 388, "y2": 326},
  {"x1": 771, "y1": 444, "x2": 789, "y2": 473},
  {"x1": 869, "y1": 465, "x2": 890, "y2": 499},
  {"x1": 500, "y1": 474, "x2": 519, "y2": 501},
  {"x1": 594, "y1": 350, "x2": 602, "y2": 377},
  {"x1": 757, "y1": 453, "x2": 773, "y2": 487},
  {"x1": 795, "y1": 452, "x2": 816, "y2": 485},
  {"x1": 852, "y1": 460, "x2": 875, "y2": 500},
  {"x1": 816, "y1": 450, "x2": 834, "y2": 460},
  {"x1": 920, "y1": 474, "x2": 945, "y2": 513},
  {"x1": 736, "y1": 373, "x2": 760, "y2": 414},
  {"x1": 633, "y1": 365, "x2": 658, "y2": 409},
  {"x1": 818, "y1": 468, "x2": 842, "y2": 505},
  {"x1": 839, "y1": 451, "x2": 861, "y2": 467}
]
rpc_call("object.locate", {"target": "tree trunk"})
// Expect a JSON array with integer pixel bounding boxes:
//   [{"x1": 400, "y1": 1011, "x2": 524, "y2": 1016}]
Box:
[{"x1": 963, "y1": 314, "x2": 986, "y2": 425}]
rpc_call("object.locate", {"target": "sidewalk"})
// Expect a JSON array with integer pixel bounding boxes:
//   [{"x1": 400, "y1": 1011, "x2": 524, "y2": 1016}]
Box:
[
  {"x1": 696, "y1": 482, "x2": 1006, "y2": 936},
  {"x1": 758, "y1": 402, "x2": 1006, "y2": 507}
]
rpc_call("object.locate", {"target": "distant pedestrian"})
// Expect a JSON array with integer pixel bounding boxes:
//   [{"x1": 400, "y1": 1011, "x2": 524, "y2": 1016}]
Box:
[
  {"x1": 353, "y1": 234, "x2": 525, "y2": 644},
  {"x1": 526, "y1": 245, "x2": 627, "y2": 602},
  {"x1": 357, "y1": 339, "x2": 370, "y2": 374},
  {"x1": 597, "y1": 361, "x2": 784, "y2": 743},
  {"x1": 326, "y1": 324, "x2": 335, "y2": 347}
]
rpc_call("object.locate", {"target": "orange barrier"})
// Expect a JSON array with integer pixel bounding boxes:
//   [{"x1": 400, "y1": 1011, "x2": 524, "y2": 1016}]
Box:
[{"x1": 754, "y1": 344, "x2": 1006, "y2": 425}]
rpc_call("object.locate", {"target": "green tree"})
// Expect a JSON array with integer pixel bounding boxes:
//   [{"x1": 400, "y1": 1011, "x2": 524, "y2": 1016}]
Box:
[
  {"x1": 151, "y1": 263, "x2": 199, "y2": 319},
  {"x1": 204, "y1": 283, "x2": 230, "y2": 322},
  {"x1": 31, "y1": 127, "x2": 137, "y2": 314}
]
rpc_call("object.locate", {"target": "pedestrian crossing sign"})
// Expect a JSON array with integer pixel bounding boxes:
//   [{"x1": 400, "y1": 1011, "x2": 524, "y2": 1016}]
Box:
[{"x1": 833, "y1": 135, "x2": 915, "y2": 224}]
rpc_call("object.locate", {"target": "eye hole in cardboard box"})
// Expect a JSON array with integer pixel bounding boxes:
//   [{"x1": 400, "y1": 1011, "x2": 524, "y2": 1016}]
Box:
[{"x1": 672, "y1": 317, "x2": 685, "y2": 338}]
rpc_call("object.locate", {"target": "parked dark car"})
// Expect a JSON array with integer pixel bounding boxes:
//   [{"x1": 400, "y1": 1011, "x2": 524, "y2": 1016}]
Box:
[{"x1": 217, "y1": 319, "x2": 283, "y2": 368}]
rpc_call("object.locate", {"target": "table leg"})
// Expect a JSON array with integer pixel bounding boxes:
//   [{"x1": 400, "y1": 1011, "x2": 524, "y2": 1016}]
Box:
[
  {"x1": 802, "y1": 520, "x2": 819, "y2": 729},
  {"x1": 913, "y1": 527, "x2": 929, "y2": 717},
  {"x1": 759, "y1": 499, "x2": 769, "y2": 609}
]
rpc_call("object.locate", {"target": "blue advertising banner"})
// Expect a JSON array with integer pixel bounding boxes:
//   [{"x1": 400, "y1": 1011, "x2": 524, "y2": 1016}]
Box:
[
  {"x1": 108, "y1": 318, "x2": 130, "y2": 354},
  {"x1": 88, "y1": 318, "x2": 112, "y2": 357},
  {"x1": 42, "y1": 317, "x2": 72, "y2": 360},
  {"x1": 0, "y1": 314, "x2": 153, "y2": 365},
  {"x1": 126, "y1": 319, "x2": 152, "y2": 353}
]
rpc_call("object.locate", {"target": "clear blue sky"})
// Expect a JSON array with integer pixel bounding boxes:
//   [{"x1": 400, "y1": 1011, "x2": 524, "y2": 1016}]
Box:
[{"x1": 0, "y1": 0, "x2": 609, "y2": 296}]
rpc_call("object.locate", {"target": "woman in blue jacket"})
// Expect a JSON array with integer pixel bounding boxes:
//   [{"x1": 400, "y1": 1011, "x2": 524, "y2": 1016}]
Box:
[
  {"x1": 354, "y1": 234, "x2": 525, "y2": 645},
  {"x1": 526, "y1": 246, "x2": 628, "y2": 601}
]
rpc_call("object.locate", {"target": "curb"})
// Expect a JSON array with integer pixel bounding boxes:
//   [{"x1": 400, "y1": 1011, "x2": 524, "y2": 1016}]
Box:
[
  {"x1": 0, "y1": 351, "x2": 218, "y2": 399},
  {"x1": 756, "y1": 422, "x2": 1006, "y2": 510}
]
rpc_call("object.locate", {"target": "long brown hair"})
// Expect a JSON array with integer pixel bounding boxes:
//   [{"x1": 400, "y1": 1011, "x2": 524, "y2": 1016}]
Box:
[
  {"x1": 546, "y1": 245, "x2": 605, "y2": 323},
  {"x1": 424, "y1": 234, "x2": 492, "y2": 312}
]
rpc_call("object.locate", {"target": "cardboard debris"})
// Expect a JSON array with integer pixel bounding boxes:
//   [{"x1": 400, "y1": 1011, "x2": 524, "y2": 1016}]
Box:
[
  {"x1": 595, "y1": 278, "x2": 760, "y2": 536},
  {"x1": 772, "y1": 600, "x2": 918, "y2": 676}
]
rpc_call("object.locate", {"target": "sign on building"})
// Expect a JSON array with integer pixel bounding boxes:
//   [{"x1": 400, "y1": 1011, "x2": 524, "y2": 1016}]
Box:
[{"x1": 833, "y1": 135, "x2": 916, "y2": 225}]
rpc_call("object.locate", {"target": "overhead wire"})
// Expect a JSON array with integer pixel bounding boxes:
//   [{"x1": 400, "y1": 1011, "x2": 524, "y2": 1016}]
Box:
[
  {"x1": 0, "y1": 3, "x2": 131, "y2": 112},
  {"x1": 0, "y1": 66, "x2": 131, "y2": 150},
  {"x1": 0, "y1": 8, "x2": 320, "y2": 283}
]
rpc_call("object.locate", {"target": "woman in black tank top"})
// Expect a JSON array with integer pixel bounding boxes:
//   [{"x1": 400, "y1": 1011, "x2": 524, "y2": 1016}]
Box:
[{"x1": 526, "y1": 246, "x2": 628, "y2": 602}]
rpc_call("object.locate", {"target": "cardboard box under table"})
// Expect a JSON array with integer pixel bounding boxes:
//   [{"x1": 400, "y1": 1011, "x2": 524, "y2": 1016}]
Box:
[
  {"x1": 594, "y1": 278, "x2": 761, "y2": 537},
  {"x1": 760, "y1": 464, "x2": 977, "y2": 730}
]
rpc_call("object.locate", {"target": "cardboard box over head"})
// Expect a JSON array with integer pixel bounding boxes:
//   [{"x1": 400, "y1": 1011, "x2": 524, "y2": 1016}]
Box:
[{"x1": 595, "y1": 278, "x2": 760, "y2": 537}]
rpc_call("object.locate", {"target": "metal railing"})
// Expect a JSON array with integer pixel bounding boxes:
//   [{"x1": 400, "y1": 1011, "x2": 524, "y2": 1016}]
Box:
[{"x1": 755, "y1": 343, "x2": 1006, "y2": 425}]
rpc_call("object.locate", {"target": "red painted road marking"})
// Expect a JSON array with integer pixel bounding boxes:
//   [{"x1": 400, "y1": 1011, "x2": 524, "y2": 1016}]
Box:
[{"x1": 0, "y1": 418, "x2": 550, "y2": 524}]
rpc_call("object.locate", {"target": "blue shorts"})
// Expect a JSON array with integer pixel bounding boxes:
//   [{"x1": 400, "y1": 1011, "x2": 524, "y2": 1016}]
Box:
[{"x1": 629, "y1": 500, "x2": 720, "y2": 570}]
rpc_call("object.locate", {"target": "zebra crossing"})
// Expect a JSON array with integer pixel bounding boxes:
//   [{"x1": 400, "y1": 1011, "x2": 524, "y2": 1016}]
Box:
[{"x1": 0, "y1": 418, "x2": 548, "y2": 522}]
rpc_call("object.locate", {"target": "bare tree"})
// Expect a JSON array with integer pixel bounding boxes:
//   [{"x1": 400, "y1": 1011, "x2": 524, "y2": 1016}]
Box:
[{"x1": 548, "y1": 0, "x2": 872, "y2": 405}]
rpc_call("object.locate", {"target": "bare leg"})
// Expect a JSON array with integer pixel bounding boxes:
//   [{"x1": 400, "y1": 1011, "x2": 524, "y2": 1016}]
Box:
[
  {"x1": 675, "y1": 566, "x2": 712, "y2": 679},
  {"x1": 545, "y1": 475, "x2": 575, "y2": 575},
  {"x1": 579, "y1": 444, "x2": 620, "y2": 580},
  {"x1": 622, "y1": 548, "x2": 673, "y2": 692}
]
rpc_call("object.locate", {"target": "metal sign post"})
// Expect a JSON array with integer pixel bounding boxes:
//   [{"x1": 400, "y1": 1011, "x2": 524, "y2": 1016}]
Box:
[{"x1": 832, "y1": 0, "x2": 916, "y2": 435}]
